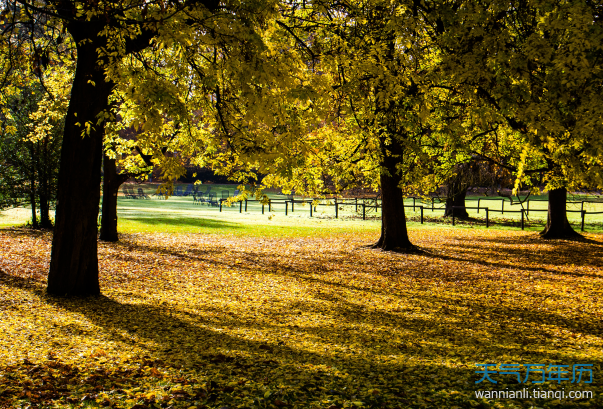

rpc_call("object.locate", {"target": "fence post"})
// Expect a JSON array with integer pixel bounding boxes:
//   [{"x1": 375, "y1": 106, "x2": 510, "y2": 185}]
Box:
[
  {"x1": 335, "y1": 198, "x2": 338, "y2": 218},
  {"x1": 220, "y1": 200, "x2": 223, "y2": 212},
  {"x1": 486, "y1": 208, "x2": 489, "y2": 228},
  {"x1": 527, "y1": 199, "x2": 530, "y2": 216},
  {"x1": 581, "y1": 210, "x2": 586, "y2": 232},
  {"x1": 413, "y1": 197, "x2": 416, "y2": 211},
  {"x1": 245, "y1": 199, "x2": 248, "y2": 212},
  {"x1": 355, "y1": 197, "x2": 358, "y2": 212},
  {"x1": 310, "y1": 202, "x2": 313, "y2": 217},
  {"x1": 363, "y1": 203, "x2": 366, "y2": 220},
  {"x1": 501, "y1": 199, "x2": 504, "y2": 214},
  {"x1": 477, "y1": 198, "x2": 480, "y2": 214},
  {"x1": 239, "y1": 200, "x2": 242, "y2": 213},
  {"x1": 292, "y1": 200, "x2": 294, "y2": 212},
  {"x1": 269, "y1": 199, "x2": 271, "y2": 212},
  {"x1": 521, "y1": 209, "x2": 525, "y2": 230},
  {"x1": 285, "y1": 201, "x2": 288, "y2": 215},
  {"x1": 420, "y1": 206, "x2": 424, "y2": 224}
]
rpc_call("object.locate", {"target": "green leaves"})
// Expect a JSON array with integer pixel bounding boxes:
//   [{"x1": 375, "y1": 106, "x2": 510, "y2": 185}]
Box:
[{"x1": 438, "y1": 0, "x2": 603, "y2": 191}]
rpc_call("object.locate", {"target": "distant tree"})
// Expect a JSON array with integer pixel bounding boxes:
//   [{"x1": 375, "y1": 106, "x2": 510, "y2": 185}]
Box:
[
  {"x1": 437, "y1": 0, "x2": 603, "y2": 238},
  {"x1": 99, "y1": 148, "x2": 153, "y2": 243},
  {"x1": 442, "y1": 160, "x2": 493, "y2": 219},
  {"x1": 0, "y1": 70, "x2": 68, "y2": 228}
]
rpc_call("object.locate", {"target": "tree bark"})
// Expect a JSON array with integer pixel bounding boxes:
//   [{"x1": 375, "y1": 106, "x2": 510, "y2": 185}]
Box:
[
  {"x1": 39, "y1": 137, "x2": 52, "y2": 229},
  {"x1": 43, "y1": 2, "x2": 218, "y2": 296},
  {"x1": 373, "y1": 138, "x2": 415, "y2": 252},
  {"x1": 444, "y1": 187, "x2": 469, "y2": 218},
  {"x1": 29, "y1": 167, "x2": 38, "y2": 229},
  {"x1": 47, "y1": 33, "x2": 112, "y2": 296},
  {"x1": 99, "y1": 155, "x2": 129, "y2": 242},
  {"x1": 39, "y1": 191, "x2": 51, "y2": 228},
  {"x1": 540, "y1": 187, "x2": 581, "y2": 239}
]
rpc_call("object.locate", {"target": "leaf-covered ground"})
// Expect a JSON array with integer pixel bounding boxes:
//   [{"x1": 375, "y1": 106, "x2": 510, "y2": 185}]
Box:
[{"x1": 0, "y1": 228, "x2": 602, "y2": 408}]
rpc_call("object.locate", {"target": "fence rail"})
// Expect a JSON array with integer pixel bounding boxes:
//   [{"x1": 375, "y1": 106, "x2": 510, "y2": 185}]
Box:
[{"x1": 201, "y1": 195, "x2": 603, "y2": 232}]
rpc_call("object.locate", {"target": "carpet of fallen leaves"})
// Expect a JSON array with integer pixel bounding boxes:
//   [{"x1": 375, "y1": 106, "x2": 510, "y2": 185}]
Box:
[{"x1": 0, "y1": 228, "x2": 602, "y2": 409}]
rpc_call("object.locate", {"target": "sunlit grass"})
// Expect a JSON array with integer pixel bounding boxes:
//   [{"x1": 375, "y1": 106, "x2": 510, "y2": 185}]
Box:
[{"x1": 3, "y1": 185, "x2": 603, "y2": 234}]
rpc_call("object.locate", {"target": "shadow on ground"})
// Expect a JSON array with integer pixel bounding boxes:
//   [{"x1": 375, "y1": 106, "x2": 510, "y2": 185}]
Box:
[{"x1": 0, "y1": 229, "x2": 601, "y2": 408}]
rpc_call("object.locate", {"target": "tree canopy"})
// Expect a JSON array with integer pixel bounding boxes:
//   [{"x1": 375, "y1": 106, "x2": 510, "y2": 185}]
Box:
[
  {"x1": 1, "y1": 0, "x2": 602, "y2": 295},
  {"x1": 435, "y1": 0, "x2": 603, "y2": 236}
]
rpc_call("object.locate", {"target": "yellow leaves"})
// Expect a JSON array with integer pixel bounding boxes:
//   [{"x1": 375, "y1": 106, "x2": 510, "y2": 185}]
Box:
[
  {"x1": 1, "y1": 228, "x2": 603, "y2": 407},
  {"x1": 82, "y1": 120, "x2": 95, "y2": 136}
]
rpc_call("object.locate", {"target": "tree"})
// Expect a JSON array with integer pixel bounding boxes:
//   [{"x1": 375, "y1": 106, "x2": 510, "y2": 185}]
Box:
[
  {"x1": 1, "y1": 0, "x2": 291, "y2": 295},
  {"x1": 2, "y1": 0, "x2": 322, "y2": 295},
  {"x1": 246, "y1": 1, "x2": 452, "y2": 252},
  {"x1": 0, "y1": 69, "x2": 68, "y2": 228},
  {"x1": 435, "y1": 0, "x2": 603, "y2": 238}
]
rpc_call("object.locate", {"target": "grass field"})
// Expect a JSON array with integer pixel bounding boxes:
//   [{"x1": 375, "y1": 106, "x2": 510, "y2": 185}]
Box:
[{"x1": 3, "y1": 183, "x2": 603, "y2": 234}]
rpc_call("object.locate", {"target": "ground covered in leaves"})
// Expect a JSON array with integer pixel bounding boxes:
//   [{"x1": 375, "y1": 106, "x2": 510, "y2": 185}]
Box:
[{"x1": 0, "y1": 228, "x2": 602, "y2": 409}]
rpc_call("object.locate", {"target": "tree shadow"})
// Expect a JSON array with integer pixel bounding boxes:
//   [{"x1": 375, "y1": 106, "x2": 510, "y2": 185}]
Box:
[
  {"x1": 442, "y1": 234, "x2": 603, "y2": 270},
  {"x1": 1, "y1": 229, "x2": 602, "y2": 407},
  {"x1": 4, "y1": 266, "x2": 601, "y2": 392},
  {"x1": 120, "y1": 215, "x2": 243, "y2": 230},
  {"x1": 4, "y1": 265, "x2": 599, "y2": 368},
  {"x1": 94, "y1": 232, "x2": 603, "y2": 345}
]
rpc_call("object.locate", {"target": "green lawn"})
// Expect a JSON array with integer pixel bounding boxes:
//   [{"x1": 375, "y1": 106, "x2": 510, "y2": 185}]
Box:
[{"x1": 2, "y1": 184, "x2": 603, "y2": 234}]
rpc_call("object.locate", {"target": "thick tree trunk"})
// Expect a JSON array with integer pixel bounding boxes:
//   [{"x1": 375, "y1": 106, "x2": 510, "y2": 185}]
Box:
[
  {"x1": 444, "y1": 188, "x2": 469, "y2": 218},
  {"x1": 540, "y1": 187, "x2": 581, "y2": 239},
  {"x1": 100, "y1": 155, "x2": 129, "y2": 242},
  {"x1": 373, "y1": 139, "x2": 415, "y2": 252},
  {"x1": 47, "y1": 36, "x2": 113, "y2": 296}
]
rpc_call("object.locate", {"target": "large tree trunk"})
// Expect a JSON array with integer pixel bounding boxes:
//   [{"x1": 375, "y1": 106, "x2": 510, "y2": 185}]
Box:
[
  {"x1": 373, "y1": 138, "x2": 415, "y2": 252},
  {"x1": 444, "y1": 187, "x2": 469, "y2": 218},
  {"x1": 100, "y1": 155, "x2": 129, "y2": 242},
  {"x1": 47, "y1": 35, "x2": 113, "y2": 296},
  {"x1": 540, "y1": 187, "x2": 581, "y2": 239}
]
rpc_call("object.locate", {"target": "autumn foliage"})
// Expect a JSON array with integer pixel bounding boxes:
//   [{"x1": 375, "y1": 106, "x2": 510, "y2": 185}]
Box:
[{"x1": 1, "y1": 228, "x2": 601, "y2": 408}]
